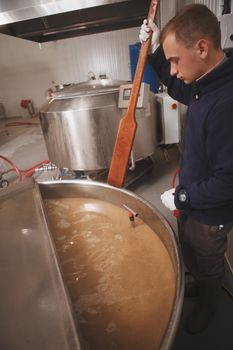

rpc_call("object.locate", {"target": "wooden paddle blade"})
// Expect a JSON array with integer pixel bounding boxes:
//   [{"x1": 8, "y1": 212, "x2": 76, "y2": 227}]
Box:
[
  {"x1": 107, "y1": 112, "x2": 137, "y2": 188},
  {"x1": 107, "y1": 0, "x2": 160, "y2": 188}
]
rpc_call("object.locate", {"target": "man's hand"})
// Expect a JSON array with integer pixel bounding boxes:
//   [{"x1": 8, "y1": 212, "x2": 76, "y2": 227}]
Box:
[
  {"x1": 139, "y1": 19, "x2": 160, "y2": 54},
  {"x1": 160, "y1": 188, "x2": 176, "y2": 211}
]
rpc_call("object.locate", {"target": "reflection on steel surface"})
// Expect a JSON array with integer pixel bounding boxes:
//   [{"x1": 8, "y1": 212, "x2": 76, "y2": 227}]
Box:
[
  {"x1": 39, "y1": 79, "x2": 157, "y2": 171},
  {"x1": 0, "y1": 179, "x2": 82, "y2": 349},
  {"x1": 0, "y1": 0, "x2": 129, "y2": 25}
]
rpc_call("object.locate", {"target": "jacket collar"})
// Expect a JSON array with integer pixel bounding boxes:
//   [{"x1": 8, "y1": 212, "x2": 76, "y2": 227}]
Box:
[{"x1": 192, "y1": 53, "x2": 233, "y2": 95}]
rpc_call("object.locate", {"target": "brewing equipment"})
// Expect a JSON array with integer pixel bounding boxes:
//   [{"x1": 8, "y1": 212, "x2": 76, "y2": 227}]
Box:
[
  {"x1": 155, "y1": 92, "x2": 180, "y2": 145},
  {"x1": 0, "y1": 180, "x2": 82, "y2": 350},
  {"x1": 0, "y1": 178, "x2": 184, "y2": 349},
  {"x1": 39, "y1": 79, "x2": 157, "y2": 172}
]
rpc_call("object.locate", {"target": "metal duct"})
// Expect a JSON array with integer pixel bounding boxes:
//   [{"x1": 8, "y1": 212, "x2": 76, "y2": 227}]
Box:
[
  {"x1": 0, "y1": 0, "x2": 129, "y2": 25},
  {"x1": 0, "y1": 0, "x2": 153, "y2": 42}
]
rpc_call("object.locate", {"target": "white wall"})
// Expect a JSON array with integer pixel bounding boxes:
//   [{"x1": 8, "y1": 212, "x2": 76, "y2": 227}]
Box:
[
  {"x1": 0, "y1": 0, "x2": 193, "y2": 119},
  {"x1": 0, "y1": 27, "x2": 139, "y2": 118},
  {"x1": 194, "y1": 0, "x2": 222, "y2": 16}
]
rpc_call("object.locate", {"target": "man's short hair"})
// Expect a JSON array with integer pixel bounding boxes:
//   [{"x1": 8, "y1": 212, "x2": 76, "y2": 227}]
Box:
[{"x1": 160, "y1": 4, "x2": 221, "y2": 50}]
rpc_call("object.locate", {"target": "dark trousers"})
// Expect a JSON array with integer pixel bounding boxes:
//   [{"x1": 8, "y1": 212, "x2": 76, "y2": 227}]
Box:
[{"x1": 178, "y1": 213, "x2": 232, "y2": 281}]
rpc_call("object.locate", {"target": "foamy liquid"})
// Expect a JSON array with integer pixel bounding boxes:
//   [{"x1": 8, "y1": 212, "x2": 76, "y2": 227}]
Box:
[{"x1": 45, "y1": 197, "x2": 176, "y2": 350}]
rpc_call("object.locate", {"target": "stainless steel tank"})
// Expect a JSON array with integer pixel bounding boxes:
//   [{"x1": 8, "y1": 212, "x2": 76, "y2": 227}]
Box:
[
  {"x1": 39, "y1": 79, "x2": 157, "y2": 171},
  {"x1": 0, "y1": 178, "x2": 184, "y2": 349},
  {"x1": 39, "y1": 179, "x2": 184, "y2": 350}
]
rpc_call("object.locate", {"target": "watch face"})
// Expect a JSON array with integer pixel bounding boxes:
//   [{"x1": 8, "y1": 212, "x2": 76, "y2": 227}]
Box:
[
  {"x1": 178, "y1": 190, "x2": 187, "y2": 203},
  {"x1": 179, "y1": 193, "x2": 187, "y2": 202}
]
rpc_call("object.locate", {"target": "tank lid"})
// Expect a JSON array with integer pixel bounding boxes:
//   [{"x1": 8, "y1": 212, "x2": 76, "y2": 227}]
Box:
[{"x1": 52, "y1": 79, "x2": 129, "y2": 99}]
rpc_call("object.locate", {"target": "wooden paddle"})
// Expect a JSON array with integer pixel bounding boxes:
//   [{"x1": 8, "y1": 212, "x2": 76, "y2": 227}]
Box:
[{"x1": 107, "y1": 0, "x2": 160, "y2": 188}]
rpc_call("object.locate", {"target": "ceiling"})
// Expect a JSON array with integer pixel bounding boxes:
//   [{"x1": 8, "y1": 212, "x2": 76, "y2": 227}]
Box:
[{"x1": 0, "y1": 0, "x2": 152, "y2": 43}]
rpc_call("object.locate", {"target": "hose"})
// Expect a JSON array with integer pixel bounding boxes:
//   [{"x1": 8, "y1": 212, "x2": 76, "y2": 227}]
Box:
[
  {"x1": 5, "y1": 121, "x2": 40, "y2": 127},
  {"x1": 0, "y1": 156, "x2": 50, "y2": 182},
  {"x1": 0, "y1": 155, "x2": 23, "y2": 181},
  {"x1": 172, "y1": 166, "x2": 180, "y2": 218},
  {"x1": 23, "y1": 160, "x2": 50, "y2": 177},
  {"x1": 172, "y1": 166, "x2": 180, "y2": 188}
]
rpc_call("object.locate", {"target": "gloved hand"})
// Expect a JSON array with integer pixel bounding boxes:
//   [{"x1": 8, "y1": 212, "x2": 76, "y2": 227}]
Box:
[
  {"x1": 160, "y1": 188, "x2": 176, "y2": 211},
  {"x1": 139, "y1": 19, "x2": 160, "y2": 54}
]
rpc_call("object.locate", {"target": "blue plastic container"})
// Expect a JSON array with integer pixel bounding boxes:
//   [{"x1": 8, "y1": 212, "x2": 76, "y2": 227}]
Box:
[{"x1": 129, "y1": 42, "x2": 158, "y2": 93}]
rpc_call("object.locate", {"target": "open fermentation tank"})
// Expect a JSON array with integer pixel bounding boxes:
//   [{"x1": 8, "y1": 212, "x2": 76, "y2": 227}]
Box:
[
  {"x1": 41, "y1": 180, "x2": 184, "y2": 350},
  {"x1": 0, "y1": 179, "x2": 184, "y2": 349},
  {"x1": 39, "y1": 79, "x2": 157, "y2": 171}
]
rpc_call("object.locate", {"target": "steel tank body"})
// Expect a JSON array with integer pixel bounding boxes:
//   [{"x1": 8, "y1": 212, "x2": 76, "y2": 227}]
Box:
[
  {"x1": 39, "y1": 79, "x2": 157, "y2": 171},
  {"x1": 39, "y1": 180, "x2": 184, "y2": 350}
]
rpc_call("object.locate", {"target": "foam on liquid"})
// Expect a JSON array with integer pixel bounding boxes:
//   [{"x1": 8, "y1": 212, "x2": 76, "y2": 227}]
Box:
[{"x1": 45, "y1": 197, "x2": 176, "y2": 350}]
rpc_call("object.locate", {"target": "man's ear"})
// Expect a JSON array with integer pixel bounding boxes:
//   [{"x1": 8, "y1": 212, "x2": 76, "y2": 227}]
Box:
[{"x1": 196, "y1": 39, "x2": 208, "y2": 58}]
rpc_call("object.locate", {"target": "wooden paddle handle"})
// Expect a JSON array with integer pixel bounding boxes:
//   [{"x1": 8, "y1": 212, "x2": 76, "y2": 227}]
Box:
[{"x1": 128, "y1": 0, "x2": 159, "y2": 118}]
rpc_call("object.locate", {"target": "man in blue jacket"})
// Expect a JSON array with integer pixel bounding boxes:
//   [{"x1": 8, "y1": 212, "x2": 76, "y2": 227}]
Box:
[{"x1": 140, "y1": 4, "x2": 233, "y2": 334}]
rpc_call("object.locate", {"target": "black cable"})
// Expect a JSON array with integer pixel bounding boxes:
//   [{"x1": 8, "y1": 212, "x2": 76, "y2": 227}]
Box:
[{"x1": 222, "y1": 0, "x2": 231, "y2": 15}]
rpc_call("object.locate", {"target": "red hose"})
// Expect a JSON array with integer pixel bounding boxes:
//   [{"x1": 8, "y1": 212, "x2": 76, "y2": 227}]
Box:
[
  {"x1": 0, "y1": 156, "x2": 50, "y2": 182},
  {"x1": 172, "y1": 166, "x2": 180, "y2": 188},
  {"x1": 172, "y1": 166, "x2": 180, "y2": 218},
  {"x1": 24, "y1": 160, "x2": 50, "y2": 177},
  {"x1": 0, "y1": 155, "x2": 23, "y2": 181}
]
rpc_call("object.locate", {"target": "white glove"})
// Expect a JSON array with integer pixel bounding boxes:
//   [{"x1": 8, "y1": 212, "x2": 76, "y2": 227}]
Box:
[
  {"x1": 160, "y1": 188, "x2": 176, "y2": 211},
  {"x1": 139, "y1": 19, "x2": 160, "y2": 54}
]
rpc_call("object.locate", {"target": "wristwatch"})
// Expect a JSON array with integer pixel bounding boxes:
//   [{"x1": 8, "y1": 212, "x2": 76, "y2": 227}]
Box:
[{"x1": 176, "y1": 188, "x2": 190, "y2": 209}]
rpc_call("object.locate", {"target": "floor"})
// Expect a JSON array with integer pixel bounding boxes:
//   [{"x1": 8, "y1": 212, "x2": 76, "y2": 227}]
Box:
[{"x1": 0, "y1": 117, "x2": 233, "y2": 350}]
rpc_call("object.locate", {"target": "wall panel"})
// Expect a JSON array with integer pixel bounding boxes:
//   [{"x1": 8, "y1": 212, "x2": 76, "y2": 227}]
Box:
[{"x1": 0, "y1": 27, "x2": 139, "y2": 117}]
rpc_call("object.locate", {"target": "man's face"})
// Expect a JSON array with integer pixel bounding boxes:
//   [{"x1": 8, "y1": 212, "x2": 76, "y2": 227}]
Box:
[{"x1": 163, "y1": 32, "x2": 205, "y2": 84}]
